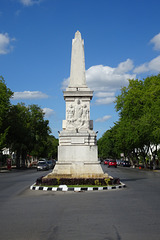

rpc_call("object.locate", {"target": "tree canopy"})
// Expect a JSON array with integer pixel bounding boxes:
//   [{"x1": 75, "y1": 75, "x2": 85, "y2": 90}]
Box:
[
  {"x1": 0, "y1": 76, "x2": 58, "y2": 168},
  {"x1": 98, "y1": 74, "x2": 160, "y2": 168},
  {"x1": 0, "y1": 76, "x2": 13, "y2": 150}
]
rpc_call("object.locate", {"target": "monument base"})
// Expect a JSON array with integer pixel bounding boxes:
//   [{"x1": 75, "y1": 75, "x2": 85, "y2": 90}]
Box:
[
  {"x1": 47, "y1": 161, "x2": 107, "y2": 178},
  {"x1": 47, "y1": 159, "x2": 108, "y2": 178},
  {"x1": 46, "y1": 131, "x2": 108, "y2": 179}
]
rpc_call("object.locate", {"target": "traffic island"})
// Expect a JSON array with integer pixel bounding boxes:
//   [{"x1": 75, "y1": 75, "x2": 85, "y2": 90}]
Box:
[
  {"x1": 30, "y1": 176, "x2": 126, "y2": 192},
  {"x1": 30, "y1": 183, "x2": 126, "y2": 192}
]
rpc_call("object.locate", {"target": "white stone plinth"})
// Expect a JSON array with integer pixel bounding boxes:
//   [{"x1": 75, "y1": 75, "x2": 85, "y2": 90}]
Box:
[
  {"x1": 49, "y1": 131, "x2": 106, "y2": 178},
  {"x1": 58, "y1": 145, "x2": 98, "y2": 162},
  {"x1": 51, "y1": 161, "x2": 106, "y2": 178}
]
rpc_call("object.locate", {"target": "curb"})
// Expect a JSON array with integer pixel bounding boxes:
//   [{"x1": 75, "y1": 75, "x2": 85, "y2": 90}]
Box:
[{"x1": 30, "y1": 182, "x2": 126, "y2": 192}]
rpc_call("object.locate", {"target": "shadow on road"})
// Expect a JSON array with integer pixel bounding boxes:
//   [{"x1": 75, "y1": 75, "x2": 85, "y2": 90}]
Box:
[{"x1": 120, "y1": 177, "x2": 147, "y2": 182}]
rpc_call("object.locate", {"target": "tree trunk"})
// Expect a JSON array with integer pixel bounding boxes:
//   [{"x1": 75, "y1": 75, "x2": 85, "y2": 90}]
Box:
[
  {"x1": 16, "y1": 151, "x2": 20, "y2": 169},
  {"x1": 21, "y1": 151, "x2": 27, "y2": 168}
]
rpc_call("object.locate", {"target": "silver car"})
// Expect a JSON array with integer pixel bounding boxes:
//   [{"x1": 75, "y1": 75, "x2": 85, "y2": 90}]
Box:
[{"x1": 37, "y1": 161, "x2": 49, "y2": 171}]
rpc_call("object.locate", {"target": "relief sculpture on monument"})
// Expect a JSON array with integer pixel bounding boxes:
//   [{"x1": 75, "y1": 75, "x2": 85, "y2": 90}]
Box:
[{"x1": 66, "y1": 98, "x2": 90, "y2": 130}]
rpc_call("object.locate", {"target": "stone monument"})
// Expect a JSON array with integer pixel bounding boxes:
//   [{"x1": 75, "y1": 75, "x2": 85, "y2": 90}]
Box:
[{"x1": 50, "y1": 31, "x2": 106, "y2": 178}]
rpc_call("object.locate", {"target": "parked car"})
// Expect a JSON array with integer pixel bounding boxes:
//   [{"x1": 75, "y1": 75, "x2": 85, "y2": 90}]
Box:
[
  {"x1": 38, "y1": 158, "x2": 48, "y2": 163},
  {"x1": 37, "y1": 161, "x2": 49, "y2": 171},
  {"x1": 47, "y1": 160, "x2": 56, "y2": 169},
  {"x1": 108, "y1": 159, "x2": 117, "y2": 168},
  {"x1": 121, "y1": 160, "x2": 131, "y2": 167},
  {"x1": 104, "y1": 159, "x2": 109, "y2": 165},
  {"x1": 116, "y1": 159, "x2": 122, "y2": 166}
]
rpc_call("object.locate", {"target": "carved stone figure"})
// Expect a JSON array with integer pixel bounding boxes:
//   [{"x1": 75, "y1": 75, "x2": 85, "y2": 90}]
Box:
[
  {"x1": 82, "y1": 104, "x2": 89, "y2": 120},
  {"x1": 75, "y1": 99, "x2": 83, "y2": 120},
  {"x1": 67, "y1": 104, "x2": 75, "y2": 120}
]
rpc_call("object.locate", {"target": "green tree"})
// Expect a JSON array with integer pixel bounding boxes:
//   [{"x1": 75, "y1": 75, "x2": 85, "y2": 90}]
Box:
[
  {"x1": 28, "y1": 104, "x2": 51, "y2": 158},
  {"x1": 99, "y1": 74, "x2": 160, "y2": 168},
  {"x1": 0, "y1": 76, "x2": 58, "y2": 167},
  {"x1": 115, "y1": 78, "x2": 150, "y2": 166},
  {"x1": 98, "y1": 124, "x2": 120, "y2": 159},
  {"x1": 6, "y1": 103, "x2": 30, "y2": 168},
  {"x1": 46, "y1": 135, "x2": 58, "y2": 159},
  {"x1": 7, "y1": 103, "x2": 52, "y2": 167},
  {"x1": 115, "y1": 74, "x2": 160, "y2": 167},
  {"x1": 0, "y1": 76, "x2": 13, "y2": 150}
]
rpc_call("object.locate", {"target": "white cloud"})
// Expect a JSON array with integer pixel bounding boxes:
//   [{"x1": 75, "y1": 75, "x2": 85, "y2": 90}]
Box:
[
  {"x1": 133, "y1": 63, "x2": 148, "y2": 74},
  {"x1": 0, "y1": 33, "x2": 15, "y2": 54},
  {"x1": 94, "y1": 92, "x2": 115, "y2": 98},
  {"x1": 94, "y1": 91, "x2": 116, "y2": 105},
  {"x1": 114, "y1": 58, "x2": 134, "y2": 74},
  {"x1": 95, "y1": 115, "x2": 112, "y2": 122},
  {"x1": 19, "y1": 0, "x2": 43, "y2": 6},
  {"x1": 148, "y1": 56, "x2": 160, "y2": 72},
  {"x1": 86, "y1": 59, "x2": 135, "y2": 93},
  {"x1": 61, "y1": 78, "x2": 69, "y2": 90},
  {"x1": 42, "y1": 108, "x2": 55, "y2": 117},
  {"x1": 13, "y1": 91, "x2": 49, "y2": 100},
  {"x1": 134, "y1": 55, "x2": 160, "y2": 74},
  {"x1": 95, "y1": 97, "x2": 116, "y2": 105},
  {"x1": 134, "y1": 34, "x2": 160, "y2": 74},
  {"x1": 62, "y1": 59, "x2": 136, "y2": 106},
  {"x1": 86, "y1": 59, "x2": 135, "y2": 105},
  {"x1": 150, "y1": 33, "x2": 160, "y2": 51}
]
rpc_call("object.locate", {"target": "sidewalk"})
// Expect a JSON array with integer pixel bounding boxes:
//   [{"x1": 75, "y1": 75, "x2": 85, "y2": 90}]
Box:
[
  {"x1": 130, "y1": 165, "x2": 160, "y2": 173},
  {"x1": 0, "y1": 166, "x2": 13, "y2": 173},
  {"x1": 0, "y1": 166, "x2": 18, "y2": 173},
  {"x1": 0, "y1": 169, "x2": 11, "y2": 173}
]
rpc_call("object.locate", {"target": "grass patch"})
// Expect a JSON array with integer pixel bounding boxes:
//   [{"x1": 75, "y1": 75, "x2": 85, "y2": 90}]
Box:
[{"x1": 35, "y1": 184, "x2": 112, "y2": 188}]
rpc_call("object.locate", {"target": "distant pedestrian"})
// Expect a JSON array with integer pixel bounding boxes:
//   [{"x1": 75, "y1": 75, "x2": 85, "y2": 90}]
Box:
[{"x1": 7, "y1": 158, "x2": 12, "y2": 170}]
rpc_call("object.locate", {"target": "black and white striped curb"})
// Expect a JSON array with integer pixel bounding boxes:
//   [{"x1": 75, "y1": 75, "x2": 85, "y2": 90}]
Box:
[{"x1": 30, "y1": 182, "x2": 126, "y2": 192}]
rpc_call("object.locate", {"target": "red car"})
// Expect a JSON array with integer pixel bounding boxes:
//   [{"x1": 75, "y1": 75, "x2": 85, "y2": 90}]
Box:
[
  {"x1": 108, "y1": 160, "x2": 117, "y2": 168},
  {"x1": 104, "y1": 159, "x2": 109, "y2": 165}
]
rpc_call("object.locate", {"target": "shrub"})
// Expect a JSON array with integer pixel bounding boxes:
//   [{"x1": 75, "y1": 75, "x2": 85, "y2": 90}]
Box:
[
  {"x1": 36, "y1": 176, "x2": 44, "y2": 185},
  {"x1": 35, "y1": 177, "x2": 121, "y2": 186}
]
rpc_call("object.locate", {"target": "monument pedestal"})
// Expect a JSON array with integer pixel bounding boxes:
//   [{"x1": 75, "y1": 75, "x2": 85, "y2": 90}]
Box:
[{"x1": 49, "y1": 130, "x2": 106, "y2": 178}]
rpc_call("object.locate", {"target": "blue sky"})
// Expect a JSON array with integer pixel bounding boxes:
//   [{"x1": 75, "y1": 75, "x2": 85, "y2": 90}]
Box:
[{"x1": 1, "y1": 0, "x2": 160, "y2": 139}]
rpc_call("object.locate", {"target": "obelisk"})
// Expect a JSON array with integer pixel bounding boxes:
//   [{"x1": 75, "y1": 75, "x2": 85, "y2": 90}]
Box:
[
  {"x1": 50, "y1": 31, "x2": 106, "y2": 178},
  {"x1": 69, "y1": 30, "x2": 87, "y2": 88}
]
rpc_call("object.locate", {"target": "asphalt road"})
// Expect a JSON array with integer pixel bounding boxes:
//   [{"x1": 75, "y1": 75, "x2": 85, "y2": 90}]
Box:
[{"x1": 0, "y1": 166, "x2": 160, "y2": 240}]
